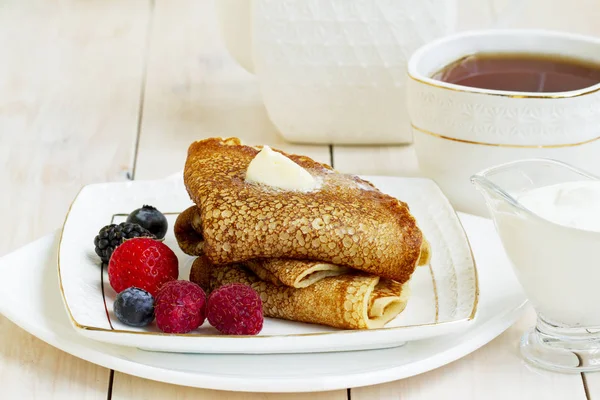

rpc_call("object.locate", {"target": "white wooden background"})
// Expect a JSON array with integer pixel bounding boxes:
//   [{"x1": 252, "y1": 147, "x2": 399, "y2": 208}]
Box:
[{"x1": 1, "y1": 0, "x2": 599, "y2": 398}]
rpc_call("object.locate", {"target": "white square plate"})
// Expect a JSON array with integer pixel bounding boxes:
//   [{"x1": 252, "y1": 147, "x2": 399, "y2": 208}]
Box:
[{"x1": 58, "y1": 174, "x2": 478, "y2": 354}]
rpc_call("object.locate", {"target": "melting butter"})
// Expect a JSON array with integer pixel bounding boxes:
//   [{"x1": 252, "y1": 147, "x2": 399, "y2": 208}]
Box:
[{"x1": 246, "y1": 146, "x2": 319, "y2": 191}]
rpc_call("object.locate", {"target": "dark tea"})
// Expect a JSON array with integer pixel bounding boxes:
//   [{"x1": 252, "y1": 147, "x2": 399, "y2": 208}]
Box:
[{"x1": 432, "y1": 53, "x2": 600, "y2": 93}]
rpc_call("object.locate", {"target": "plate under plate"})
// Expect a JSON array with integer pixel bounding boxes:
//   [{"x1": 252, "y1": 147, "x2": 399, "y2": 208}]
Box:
[{"x1": 0, "y1": 213, "x2": 525, "y2": 392}]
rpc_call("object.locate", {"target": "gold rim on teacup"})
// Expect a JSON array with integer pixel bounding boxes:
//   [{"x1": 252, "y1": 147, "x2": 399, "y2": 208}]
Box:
[
  {"x1": 411, "y1": 125, "x2": 600, "y2": 149},
  {"x1": 407, "y1": 29, "x2": 600, "y2": 100}
]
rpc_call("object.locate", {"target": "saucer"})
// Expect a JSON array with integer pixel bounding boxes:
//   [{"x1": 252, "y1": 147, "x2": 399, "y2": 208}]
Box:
[{"x1": 0, "y1": 212, "x2": 526, "y2": 392}]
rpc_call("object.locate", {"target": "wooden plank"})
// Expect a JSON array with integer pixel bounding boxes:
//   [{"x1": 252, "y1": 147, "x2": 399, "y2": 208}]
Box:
[
  {"x1": 112, "y1": 375, "x2": 346, "y2": 400},
  {"x1": 0, "y1": 0, "x2": 151, "y2": 398},
  {"x1": 351, "y1": 307, "x2": 587, "y2": 400},
  {"x1": 132, "y1": 0, "x2": 330, "y2": 181},
  {"x1": 333, "y1": 146, "x2": 419, "y2": 177},
  {"x1": 0, "y1": 0, "x2": 151, "y2": 253},
  {"x1": 0, "y1": 318, "x2": 109, "y2": 400},
  {"x1": 113, "y1": 0, "x2": 342, "y2": 398}
]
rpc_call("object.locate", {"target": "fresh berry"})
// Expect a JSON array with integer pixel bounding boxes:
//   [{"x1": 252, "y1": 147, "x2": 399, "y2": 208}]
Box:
[
  {"x1": 154, "y1": 281, "x2": 207, "y2": 333},
  {"x1": 126, "y1": 205, "x2": 169, "y2": 239},
  {"x1": 108, "y1": 237, "x2": 178, "y2": 296},
  {"x1": 207, "y1": 284, "x2": 263, "y2": 335},
  {"x1": 94, "y1": 222, "x2": 154, "y2": 264},
  {"x1": 113, "y1": 287, "x2": 155, "y2": 327}
]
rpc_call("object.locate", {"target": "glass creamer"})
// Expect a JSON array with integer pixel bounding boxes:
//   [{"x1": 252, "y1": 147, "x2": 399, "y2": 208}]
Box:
[{"x1": 472, "y1": 159, "x2": 600, "y2": 372}]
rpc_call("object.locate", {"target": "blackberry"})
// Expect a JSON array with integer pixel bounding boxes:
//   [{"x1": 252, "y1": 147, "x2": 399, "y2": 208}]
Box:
[
  {"x1": 93, "y1": 222, "x2": 154, "y2": 264},
  {"x1": 127, "y1": 205, "x2": 168, "y2": 239}
]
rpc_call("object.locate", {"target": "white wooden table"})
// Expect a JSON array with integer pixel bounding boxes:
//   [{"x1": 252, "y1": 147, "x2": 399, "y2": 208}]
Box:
[{"x1": 2, "y1": 0, "x2": 600, "y2": 398}]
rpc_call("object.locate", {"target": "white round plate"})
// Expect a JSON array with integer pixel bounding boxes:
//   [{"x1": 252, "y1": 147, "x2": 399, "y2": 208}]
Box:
[{"x1": 0, "y1": 212, "x2": 526, "y2": 392}]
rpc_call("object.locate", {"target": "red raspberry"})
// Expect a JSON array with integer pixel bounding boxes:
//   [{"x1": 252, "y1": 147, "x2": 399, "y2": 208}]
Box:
[
  {"x1": 108, "y1": 238, "x2": 178, "y2": 296},
  {"x1": 207, "y1": 284, "x2": 263, "y2": 335},
  {"x1": 155, "y1": 281, "x2": 207, "y2": 333}
]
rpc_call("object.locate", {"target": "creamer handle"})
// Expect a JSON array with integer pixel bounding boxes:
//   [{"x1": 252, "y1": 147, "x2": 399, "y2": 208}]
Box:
[{"x1": 215, "y1": 0, "x2": 255, "y2": 74}]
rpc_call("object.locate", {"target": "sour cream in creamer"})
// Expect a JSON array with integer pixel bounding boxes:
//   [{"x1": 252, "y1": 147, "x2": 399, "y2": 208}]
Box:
[
  {"x1": 494, "y1": 181, "x2": 600, "y2": 327},
  {"x1": 518, "y1": 181, "x2": 600, "y2": 233}
]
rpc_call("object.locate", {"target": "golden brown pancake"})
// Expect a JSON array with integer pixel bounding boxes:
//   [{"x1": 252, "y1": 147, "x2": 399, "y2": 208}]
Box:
[
  {"x1": 244, "y1": 259, "x2": 349, "y2": 288},
  {"x1": 175, "y1": 206, "x2": 430, "y2": 287},
  {"x1": 182, "y1": 138, "x2": 427, "y2": 284},
  {"x1": 190, "y1": 256, "x2": 410, "y2": 330}
]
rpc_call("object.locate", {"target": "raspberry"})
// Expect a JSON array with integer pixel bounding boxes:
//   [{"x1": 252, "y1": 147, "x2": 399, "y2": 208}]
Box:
[
  {"x1": 108, "y1": 238, "x2": 178, "y2": 296},
  {"x1": 155, "y1": 281, "x2": 207, "y2": 334},
  {"x1": 207, "y1": 284, "x2": 263, "y2": 335}
]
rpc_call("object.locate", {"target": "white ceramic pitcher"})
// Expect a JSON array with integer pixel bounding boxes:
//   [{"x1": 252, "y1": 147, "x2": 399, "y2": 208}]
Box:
[{"x1": 215, "y1": 0, "x2": 519, "y2": 145}]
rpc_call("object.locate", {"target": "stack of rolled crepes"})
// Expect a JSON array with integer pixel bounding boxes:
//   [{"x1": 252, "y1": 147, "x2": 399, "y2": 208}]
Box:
[{"x1": 175, "y1": 138, "x2": 430, "y2": 330}]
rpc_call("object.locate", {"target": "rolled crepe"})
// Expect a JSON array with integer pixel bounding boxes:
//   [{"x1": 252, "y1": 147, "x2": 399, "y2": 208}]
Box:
[
  {"x1": 190, "y1": 256, "x2": 410, "y2": 330},
  {"x1": 175, "y1": 210, "x2": 349, "y2": 288},
  {"x1": 245, "y1": 259, "x2": 349, "y2": 288},
  {"x1": 176, "y1": 206, "x2": 429, "y2": 289},
  {"x1": 174, "y1": 206, "x2": 205, "y2": 256},
  {"x1": 182, "y1": 138, "x2": 428, "y2": 284},
  {"x1": 176, "y1": 209, "x2": 349, "y2": 288}
]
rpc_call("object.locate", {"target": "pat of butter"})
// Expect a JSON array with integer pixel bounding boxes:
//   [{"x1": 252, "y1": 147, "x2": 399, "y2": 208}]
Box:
[{"x1": 246, "y1": 146, "x2": 318, "y2": 191}]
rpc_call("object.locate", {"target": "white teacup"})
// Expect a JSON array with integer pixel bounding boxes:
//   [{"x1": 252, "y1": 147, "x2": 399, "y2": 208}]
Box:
[{"x1": 407, "y1": 30, "x2": 600, "y2": 216}]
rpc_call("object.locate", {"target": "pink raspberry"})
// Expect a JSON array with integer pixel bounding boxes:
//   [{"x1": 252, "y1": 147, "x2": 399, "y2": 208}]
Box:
[
  {"x1": 154, "y1": 281, "x2": 206, "y2": 334},
  {"x1": 207, "y1": 284, "x2": 264, "y2": 335}
]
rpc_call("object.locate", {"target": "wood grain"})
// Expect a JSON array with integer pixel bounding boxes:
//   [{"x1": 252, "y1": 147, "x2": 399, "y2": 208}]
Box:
[
  {"x1": 0, "y1": 0, "x2": 151, "y2": 398},
  {"x1": 3, "y1": 0, "x2": 600, "y2": 398},
  {"x1": 112, "y1": 374, "x2": 346, "y2": 400},
  {"x1": 333, "y1": 146, "x2": 419, "y2": 177},
  {"x1": 0, "y1": 319, "x2": 108, "y2": 400},
  {"x1": 132, "y1": 0, "x2": 330, "y2": 181},
  {"x1": 350, "y1": 307, "x2": 587, "y2": 400},
  {"x1": 0, "y1": 0, "x2": 151, "y2": 253}
]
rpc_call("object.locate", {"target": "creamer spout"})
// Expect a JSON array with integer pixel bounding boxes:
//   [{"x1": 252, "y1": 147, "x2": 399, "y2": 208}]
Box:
[{"x1": 471, "y1": 168, "x2": 521, "y2": 219}]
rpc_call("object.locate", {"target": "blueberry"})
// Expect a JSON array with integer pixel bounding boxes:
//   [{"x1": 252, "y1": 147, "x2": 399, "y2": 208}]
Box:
[
  {"x1": 114, "y1": 287, "x2": 155, "y2": 327},
  {"x1": 126, "y1": 205, "x2": 168, "y2": 239}
]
